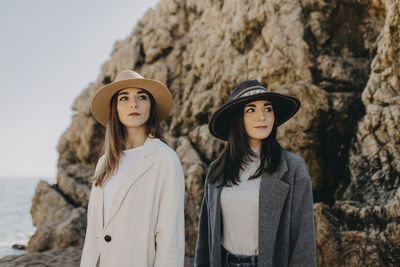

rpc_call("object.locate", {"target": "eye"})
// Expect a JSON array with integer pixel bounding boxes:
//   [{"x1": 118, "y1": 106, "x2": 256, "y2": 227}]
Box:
[
  {"x1": 137, "y1": 94, "x2": 148, "y2": 101},
  {"x1": 119, "y1": 96, "x2": 128, "y2": 101},
  {"x1": 245, "y1": 108, "x2": 255, "y2": 113},
  {"x1": 265, "y1": 106, "x2": 273, "y2": 112}
]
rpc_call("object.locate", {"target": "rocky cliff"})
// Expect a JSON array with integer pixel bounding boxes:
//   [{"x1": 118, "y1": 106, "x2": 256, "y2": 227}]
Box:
[{"x1": 3, "y1": 0, "x2": 399, "y2": 266}]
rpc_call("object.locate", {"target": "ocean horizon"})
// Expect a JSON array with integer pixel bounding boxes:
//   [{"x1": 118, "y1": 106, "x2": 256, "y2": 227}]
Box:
[{"x1": 0, "y1": 176, "x2": 56, "y2": 258}]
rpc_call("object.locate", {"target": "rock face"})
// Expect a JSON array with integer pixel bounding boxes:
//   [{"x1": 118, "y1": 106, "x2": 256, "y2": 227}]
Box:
[
  {"x1": 24, "y1": 0, "x2": 399, "y2": 265},
  {"x1": 0, "y1": 248, "x2": 194, "y2": 267},
  {"x1": 313, "y1": 0, "x2": 400, "y2": 265},
  {"x1": 0, "y1": 247, "x2": 83, "y2": 267},
  {"x1": 27, "y1": 181, "x2": 86, "y2": 252}
]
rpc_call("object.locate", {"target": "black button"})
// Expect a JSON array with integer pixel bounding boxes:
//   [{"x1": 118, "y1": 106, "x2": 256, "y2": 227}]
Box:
[{"x1": 104, "y1": 235, "x2": 111, "y2": 242}]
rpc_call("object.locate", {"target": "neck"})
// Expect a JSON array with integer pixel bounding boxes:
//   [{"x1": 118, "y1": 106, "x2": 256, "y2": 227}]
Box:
[
  {"x1": 124, "y1": 126, "x2": 147, "y2": 149},
  {"x1": 249, "y1": 139, "x2": 262, "y2": 147}
]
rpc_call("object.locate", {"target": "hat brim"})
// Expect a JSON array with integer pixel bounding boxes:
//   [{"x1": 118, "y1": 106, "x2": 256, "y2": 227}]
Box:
[
  {"x1": 91, "y1": 78, "x2": 172, "y2": 127},
  {"x1": 209, "y1": 92, "x2": 300, "y2": 141}
]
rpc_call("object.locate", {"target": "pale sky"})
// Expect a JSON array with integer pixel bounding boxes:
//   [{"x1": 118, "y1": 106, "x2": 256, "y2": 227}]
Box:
[{"x1": 0, "y1": 0, "x2": 159, "y2": 178}]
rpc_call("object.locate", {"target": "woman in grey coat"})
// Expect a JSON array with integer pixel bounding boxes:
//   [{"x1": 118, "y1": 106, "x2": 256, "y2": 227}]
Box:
[{"x1": 195, "y1": 80, "x2": 316, "y2": 267}]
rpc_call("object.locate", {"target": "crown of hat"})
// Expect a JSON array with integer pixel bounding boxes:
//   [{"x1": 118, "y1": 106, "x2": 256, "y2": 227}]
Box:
[
  {"x1": 230, "y1": 80, "x2": 268, "y2": 100},
  {"x1": 115, "y1": 70, "x2": 144, "y2": 82}
]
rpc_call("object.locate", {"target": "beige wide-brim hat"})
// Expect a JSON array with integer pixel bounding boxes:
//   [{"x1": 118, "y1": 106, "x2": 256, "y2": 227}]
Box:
[{"x1": 91, "y1": 70, "x2": 173, "y2": 127}]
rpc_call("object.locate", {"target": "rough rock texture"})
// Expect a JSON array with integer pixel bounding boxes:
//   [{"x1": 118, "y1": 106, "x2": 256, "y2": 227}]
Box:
[
  {"x1": 16, "y1": 0, "x2": 399, "y2": 265},
  {"x1": 27, "y1": 181, "x2": 86, "y2": 252},
  {"x1": 0, "y1": 247, "x2": 194, "y2": 267},
  {"x1": 0, "y1": 247, "x2": 83, "y2": 267},
  {"x1": 313, "y1": 0, "x2": 400, "y2": 265}
]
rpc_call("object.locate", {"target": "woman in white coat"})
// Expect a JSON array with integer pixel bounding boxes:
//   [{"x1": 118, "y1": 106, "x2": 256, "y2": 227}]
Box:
[{"x1": 80, "y1": 70, "x2": 185, "y2": 267}]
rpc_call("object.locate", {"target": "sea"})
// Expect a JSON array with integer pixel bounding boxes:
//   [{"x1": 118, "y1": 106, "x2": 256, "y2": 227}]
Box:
[{"x1": 0, "y1": 176, "x2": 55, "y2": 258}]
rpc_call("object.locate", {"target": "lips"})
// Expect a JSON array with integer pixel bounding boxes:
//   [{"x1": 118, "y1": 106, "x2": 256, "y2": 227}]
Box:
[
  {"x1": 255, "y1": 126, "x2": 267, "y2": 129},
  {"x1": 128, "y1": 112, "x2": 140, "y2": 116}
]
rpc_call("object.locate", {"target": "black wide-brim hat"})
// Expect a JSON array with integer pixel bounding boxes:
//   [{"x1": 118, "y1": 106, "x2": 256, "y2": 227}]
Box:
[{"x1": 209, "y1": 80, "x2": 300, "y2": 141}]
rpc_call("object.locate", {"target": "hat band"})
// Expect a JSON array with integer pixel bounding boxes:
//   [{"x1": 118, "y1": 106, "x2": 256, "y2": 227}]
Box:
[{"x1": 234, "y1": 86, "x2": 268, "y2": 99}]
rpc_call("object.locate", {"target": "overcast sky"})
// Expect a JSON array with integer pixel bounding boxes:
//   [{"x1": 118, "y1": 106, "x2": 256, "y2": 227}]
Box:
[{"x1": 0, "y1": 0, "x2": 159, "y2": 178}]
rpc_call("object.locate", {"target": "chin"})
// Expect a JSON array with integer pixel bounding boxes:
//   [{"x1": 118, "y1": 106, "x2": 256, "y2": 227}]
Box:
[
  {"x1": 252, "y1": 134, "x2": 270, "y2": 141},
  {"x1": 253, "y1": 133, "x2": 268, "y2": 139},
  {"x1": 121, "y1": 121, "x2": 147, "y2": 128}
]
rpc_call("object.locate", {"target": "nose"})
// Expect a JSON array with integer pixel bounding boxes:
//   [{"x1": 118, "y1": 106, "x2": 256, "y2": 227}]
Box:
[
  {"x1": 257, "y1": 110, "x2": 266, "y2": 121},
  {"x1": 129, "y1": 98, "x2": 138, "y2": 108}
]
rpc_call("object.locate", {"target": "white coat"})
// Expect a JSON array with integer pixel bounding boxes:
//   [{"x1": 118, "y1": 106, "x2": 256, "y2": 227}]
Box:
[{"x1": 80, "y1": 137, "x2": 185, "y2": 267}]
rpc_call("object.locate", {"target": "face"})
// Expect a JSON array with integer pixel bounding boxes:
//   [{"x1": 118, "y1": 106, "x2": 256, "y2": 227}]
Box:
[
  {"x1": 243, "y1": 100, "x2": 275, "y2": 147},
  {"x1": 116, "y1": 88, "x2": 151, "y2": 129}
]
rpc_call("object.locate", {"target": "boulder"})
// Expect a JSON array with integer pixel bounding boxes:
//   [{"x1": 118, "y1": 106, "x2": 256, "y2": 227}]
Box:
[{"x1": 27, "y1": 181, "x2": 86, "y2": 252}]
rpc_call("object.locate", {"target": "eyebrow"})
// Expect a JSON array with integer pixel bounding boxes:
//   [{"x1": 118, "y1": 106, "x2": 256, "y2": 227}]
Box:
[
  {"x1": 244, "y1": 102, "x2": 272, "y2": 107},
  {"x1": 117, "y1": 90, "x2": 148, "y2": 96},
  {"x1": 137, "y1": 90, "x2": 148, "y2": 95}
]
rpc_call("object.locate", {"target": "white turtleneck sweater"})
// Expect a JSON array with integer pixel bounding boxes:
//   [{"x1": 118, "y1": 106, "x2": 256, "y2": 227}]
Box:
[{"x1": 221, "y1": 147, "x2": 261, "y2": 256}]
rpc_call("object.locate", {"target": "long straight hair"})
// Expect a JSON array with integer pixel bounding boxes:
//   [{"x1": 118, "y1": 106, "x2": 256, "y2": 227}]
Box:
[
  {"x1": 208, "y1": 105, "x2": 282, "y2": 187},
  {"x1": 93, "y1": 89, "x2": 164, "y2": 187}
]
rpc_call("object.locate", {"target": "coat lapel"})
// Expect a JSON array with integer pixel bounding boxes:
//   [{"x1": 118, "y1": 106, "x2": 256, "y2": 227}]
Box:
[
  {"x1": 103, "y1": 138, "x2": 158, "y2": 229},
  {"x1": 258, "y1": 153, "x2": 289, "y2": 266}
]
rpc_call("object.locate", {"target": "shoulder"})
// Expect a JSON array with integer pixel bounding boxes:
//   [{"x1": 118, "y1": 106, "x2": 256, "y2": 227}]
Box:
[
  {"x1": 205, "y1": 160, "x2": 217, "y2": 180},
  {"x1": 281, "y1": 150, "x2": 310, "y2": 181},
  {"x1": 149, "y1": 138, "x2": 182, "y2": 165},
  {"x1": 204, "y1": 160, "x2": 219, "y2": 188},
  {"x1": 148, "y1": 139, "x2": 184, "y2": 185},
  {"x1": 97, "y1": 154, "x2": 106, "y2": 163},
  {"x1": 282, "y1": 150, "x2": 306, "y2": 168},
  {"x1": 94, "y1": 154, "x2": 106, "y2": 172},
  {"x1": 153, "y1": 138, "x2": 180, "y2": 159}
]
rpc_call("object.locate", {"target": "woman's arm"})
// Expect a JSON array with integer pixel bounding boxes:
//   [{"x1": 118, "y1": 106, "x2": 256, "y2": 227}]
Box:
[
  {"x1": 194, "y1": 183, "x2": 210, "y2": 267},
  {"x1": 154, "y1": 154, "x2": 185, "y2": 267},
  {"x1": 289, "y1": 160, "x2": 317, "y2": 266},
  {"x1": 80, "y1": 156, "x2": 104, "y2": 267}
]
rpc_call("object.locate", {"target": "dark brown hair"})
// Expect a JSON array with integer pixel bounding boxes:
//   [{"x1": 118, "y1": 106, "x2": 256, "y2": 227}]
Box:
[
  {"x1": 208, "y1": 104, "x2": 282, "y2": 187},
  {"x1": 94, "y1": 89, "x2": 164, "y2": 187}
]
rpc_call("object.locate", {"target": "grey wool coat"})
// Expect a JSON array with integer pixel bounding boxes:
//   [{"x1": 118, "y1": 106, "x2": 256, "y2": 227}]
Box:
[{"x1": 194, "y1": 150, "x2": 317, "y2": 267}]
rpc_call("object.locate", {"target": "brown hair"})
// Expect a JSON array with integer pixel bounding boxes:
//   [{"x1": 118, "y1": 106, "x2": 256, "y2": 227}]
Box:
[{"x1": 93, "y1": 89, "x2": 164, "y2": 187}]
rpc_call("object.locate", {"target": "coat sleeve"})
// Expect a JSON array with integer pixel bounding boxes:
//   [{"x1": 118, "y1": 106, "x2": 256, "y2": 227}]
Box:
[
  {"x1": 80, "y1": 183, "x2": 95, "y2": 267},
  {"x1": 289, "y1": 160, "x2": 317, "y2": 267},
  {"x1": 83, "y1": 155, "x2": 105, "y2": 227},
  {"x1": 194, "y1": 182, "x2": 210, "y2": 267},
  {"x1": 80, "y1": 156, "x2": 104, "y2": 267},
  {"x1": 154, "y1": 154, "x2": 185, "y2": 267}
]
